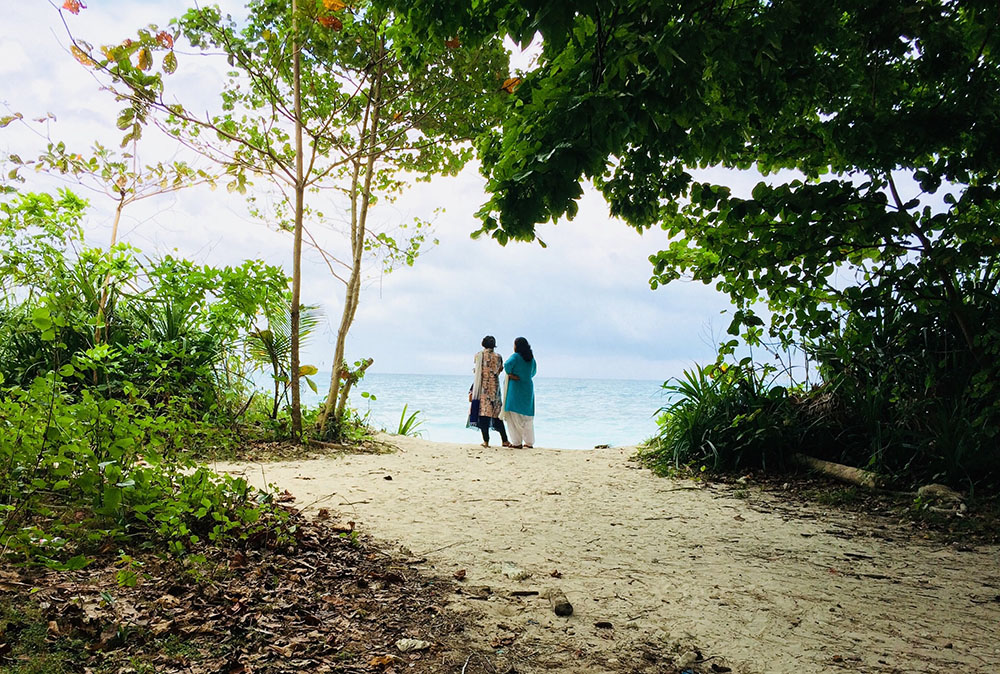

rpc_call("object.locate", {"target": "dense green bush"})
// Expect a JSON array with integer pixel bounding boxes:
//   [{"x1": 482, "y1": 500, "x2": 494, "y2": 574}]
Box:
[
  {"x1": 804, "y1": 286, "x2": 1000, "y2": 487},
  {"x1": 640, "y1": 363, "x2": 798, "y2": 475},
  {"x1": 0, "y1": 189, "x2": 290, "y2": 419},
  {"x1": 0, "y1": 374, "x2": 285, "y2": 567},
  {"x1": 0, "y1": 189, "x2": 302, "y2": 566},
  {"x1": 645, "y1": 289, "x2": 1000, "y2": 488}
]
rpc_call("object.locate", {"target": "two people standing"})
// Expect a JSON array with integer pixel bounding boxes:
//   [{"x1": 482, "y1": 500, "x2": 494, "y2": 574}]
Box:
[{"x1": 468, "y1": 335, "x2": 536, "y2": 448}]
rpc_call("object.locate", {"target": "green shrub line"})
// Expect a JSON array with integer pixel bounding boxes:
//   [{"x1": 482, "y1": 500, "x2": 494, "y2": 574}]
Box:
[
  {"x1": 638, "y1": 363, "x2": 795, "y2": 476},
  {"x1": 641, "y1": 352, "x2": 1000, "y2": 491},
  {"x1": 0, "y1": 373, "x2": 290, "y2": 568},
  {"x1": 0, "y1": 190, "x2": 320, "y2": 568}
]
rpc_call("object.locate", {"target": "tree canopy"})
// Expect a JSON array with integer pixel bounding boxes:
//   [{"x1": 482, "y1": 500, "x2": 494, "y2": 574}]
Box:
[
  {"x1": 62, "y1": 0, "x2": 510, "y2": 438},
  {"x1": 386, "y1": 0, "x2": 1000, "y2": 483}
]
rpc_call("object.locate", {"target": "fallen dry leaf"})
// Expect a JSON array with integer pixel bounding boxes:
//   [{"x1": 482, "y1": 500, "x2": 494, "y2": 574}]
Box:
[
  {"x1": 269, "y1": 643, "x2": 295, "y2": 657},
  {"x1": 150, "y1": 620, "x2": 173, "y2": 636}
]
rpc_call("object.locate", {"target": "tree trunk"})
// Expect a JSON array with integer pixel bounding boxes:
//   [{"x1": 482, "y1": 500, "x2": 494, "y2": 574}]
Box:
[
  {"x1": 95, "y1": 197, "x2": 125, "y2": 346},
  {"x1": 289, "y1": 0, "x2": 305, "y2": 440},
  {"x1": 791, "y1": 453, "x2": 882, "y2": 489},
  {"x1": 317, "y1": 35, "x2": 386, "y2": 438}
]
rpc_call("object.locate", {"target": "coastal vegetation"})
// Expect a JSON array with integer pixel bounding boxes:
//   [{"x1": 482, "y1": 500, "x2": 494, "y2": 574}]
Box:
[
  {"x1": 0, "y1": 2, "x2": 472, "y2": 669},
  {"x1": 0, "y1": 188, "x2": 295, "y2": 565},
  {"x1": 2, "y1": 0, "x2": 998, "y2": 670},
  {"x1": 391, "y1": 0, "x2": 1000, "y2": 491},
  {"x1": 0, "y1": 185, "x2": 433, "y2": 668},
  {"x1": 394, "y1": 403, "x2": 425, "y2": 437},
  {"x1": 59, "y1": 0, "x2": 509, "y2": 440}
]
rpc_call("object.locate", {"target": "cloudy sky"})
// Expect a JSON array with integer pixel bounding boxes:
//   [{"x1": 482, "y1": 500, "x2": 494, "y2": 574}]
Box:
[{"x1": 2, "y1": 1, "x2": 751, "y2": 383}]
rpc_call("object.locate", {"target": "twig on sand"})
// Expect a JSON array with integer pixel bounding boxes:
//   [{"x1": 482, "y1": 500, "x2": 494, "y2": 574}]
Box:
[
  {"x1": 461, "y1": 652, "x2": 499, "y2": 674},
  {"x1": 300, "y1": 492, "x2": 338, "y2": 509},
  {"x1": 310, "y1": 439, "x2": 348, "y2": 451},
  {"x1": 422, "y1": 540, "x2": 465, "y2": 555}
]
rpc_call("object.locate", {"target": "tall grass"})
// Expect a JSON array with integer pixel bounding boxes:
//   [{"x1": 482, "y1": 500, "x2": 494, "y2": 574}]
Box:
[
  {"x1": 394, "y1": 404, "x2": 425, "y2": 437},
  {"x1": 639, "y1": 363, "x2": 796, "y2": 475}
]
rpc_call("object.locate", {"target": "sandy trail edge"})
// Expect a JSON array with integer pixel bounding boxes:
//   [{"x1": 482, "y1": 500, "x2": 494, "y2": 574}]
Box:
[{"x1": 217, "y1": 436, "x2": 1000, "y2": 674}]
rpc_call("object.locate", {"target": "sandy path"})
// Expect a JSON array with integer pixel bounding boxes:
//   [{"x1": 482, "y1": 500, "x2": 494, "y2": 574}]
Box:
[{"x1": 218, "y1": 436, "x2": 1000, "y2": 673}]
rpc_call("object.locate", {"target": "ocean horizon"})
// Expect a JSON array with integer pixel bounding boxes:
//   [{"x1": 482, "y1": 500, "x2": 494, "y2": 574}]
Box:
[{"x1": 299, "y1": 372, "x2": 667, "y2": 450}]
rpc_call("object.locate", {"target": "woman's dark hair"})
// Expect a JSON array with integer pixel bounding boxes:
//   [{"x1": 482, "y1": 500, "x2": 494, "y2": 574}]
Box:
[
  {"x1": 514, "y1": 337, "x2": 533, "y2": 361},
  {"x1": 482, "y1": 335, "x2": 496, "y2": 349}
]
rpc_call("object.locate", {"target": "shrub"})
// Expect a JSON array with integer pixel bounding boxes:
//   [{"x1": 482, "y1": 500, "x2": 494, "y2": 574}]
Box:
[
  {"x1": 0, "y1": 374, "x2": 284, "y2": 568},
  {"x1": 640, "y1": 363, "x2": 797, "y2": 475},
  {"x1": 807, "y1": 293, "x2": 1000, "y2": 488}
]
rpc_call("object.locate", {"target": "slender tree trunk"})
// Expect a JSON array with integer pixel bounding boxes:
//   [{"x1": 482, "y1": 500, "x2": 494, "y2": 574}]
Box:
[
  {"x1": 289, "y1": 0, "x2": 305, "y2": 440},
  {"x1": 318, "y1": 35, "x2": 386, "y2": 437},
  {"x1": 337, "y1": 357, "x2": 372, "y2": 418},
  {"x1": 108, "y1": 199, "x2": 124, "y2": 250},
  {"x1": 95, "y1": 197, "x2": 125, "y2": 347}
]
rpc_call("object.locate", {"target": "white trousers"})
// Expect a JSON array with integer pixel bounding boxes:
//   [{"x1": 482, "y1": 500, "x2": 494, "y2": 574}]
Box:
[{"x1": 505, "y1": 411, "x2": 534, "y2": 447}]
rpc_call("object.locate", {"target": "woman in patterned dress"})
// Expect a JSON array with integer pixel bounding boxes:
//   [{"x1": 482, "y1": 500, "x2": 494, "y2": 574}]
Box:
[{"x1": 468, "y1": 335, "x2": 511, "y2": 447}]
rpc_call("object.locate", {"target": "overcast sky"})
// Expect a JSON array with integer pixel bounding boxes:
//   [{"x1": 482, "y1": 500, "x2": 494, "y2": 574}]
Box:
[{"x1": 2, "y1": 1, "x2": 754, "y2": 382}]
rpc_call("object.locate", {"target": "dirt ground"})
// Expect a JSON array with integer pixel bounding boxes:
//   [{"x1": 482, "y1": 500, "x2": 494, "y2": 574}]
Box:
[{"x1": 220, "y1": 435, "x2": 1000, "y2": 674}]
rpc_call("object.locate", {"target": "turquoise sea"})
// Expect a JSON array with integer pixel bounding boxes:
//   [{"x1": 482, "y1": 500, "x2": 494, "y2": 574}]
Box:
[{"x1": 302, "y1": 373, "x2": 666, "y2": 449}]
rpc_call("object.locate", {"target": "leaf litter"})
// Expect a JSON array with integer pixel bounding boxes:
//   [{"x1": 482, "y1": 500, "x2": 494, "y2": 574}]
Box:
[{"x1": 0, "y1": 506, "x2": 499, "y2": 673}]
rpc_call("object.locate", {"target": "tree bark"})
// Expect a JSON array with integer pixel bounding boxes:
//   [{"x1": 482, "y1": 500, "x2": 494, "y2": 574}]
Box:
[
  {"x1": 791, "y1": 453, "x2": 882, "y2": 489},
  {"x1": 95, "y1": 196, "x2": 125, "y2": 347},
  {"x1": 289, "y1": 0, "x2": 305, "y2": 440},
  {"x1": 318, "y1": 33, "x2": 386, "y2": 438}
]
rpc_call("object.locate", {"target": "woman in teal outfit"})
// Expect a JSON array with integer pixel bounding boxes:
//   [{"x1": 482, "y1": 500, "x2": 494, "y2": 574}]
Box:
[{"x1": 503, "y1": 337, "x2": 537, "y2": 448}]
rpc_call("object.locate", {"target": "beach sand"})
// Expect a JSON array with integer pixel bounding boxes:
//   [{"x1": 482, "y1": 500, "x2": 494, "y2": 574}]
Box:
[{"x1": 217, "y1": 435, "x2": 1000, "y2": 673}]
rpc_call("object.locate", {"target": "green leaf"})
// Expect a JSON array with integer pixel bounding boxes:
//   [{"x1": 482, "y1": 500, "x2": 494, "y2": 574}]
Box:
[
  {"x1": 62, "y1": 555, "x2": 92, "y2": 571},
  {"x1": 116, "y1": 108, "x2": 135, "y2": 130}
]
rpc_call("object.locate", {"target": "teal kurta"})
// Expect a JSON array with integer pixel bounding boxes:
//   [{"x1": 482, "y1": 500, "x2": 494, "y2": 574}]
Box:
[{"x1": 503, "y1": 353, "x2": 537, "y2": 416}]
